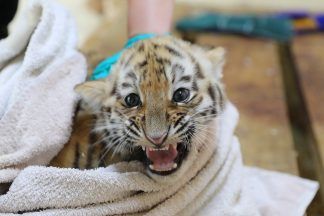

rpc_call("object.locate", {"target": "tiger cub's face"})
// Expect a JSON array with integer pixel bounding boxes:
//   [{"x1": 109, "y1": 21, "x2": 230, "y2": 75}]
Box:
[{"x1": 76, "y1": 36, "x2": 226, "y2": 175}]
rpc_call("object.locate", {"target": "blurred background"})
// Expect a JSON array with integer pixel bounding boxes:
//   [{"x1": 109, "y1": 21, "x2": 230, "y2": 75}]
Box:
[{"x1": 5, "y1": 0, "x2": 324, "y2": 214}]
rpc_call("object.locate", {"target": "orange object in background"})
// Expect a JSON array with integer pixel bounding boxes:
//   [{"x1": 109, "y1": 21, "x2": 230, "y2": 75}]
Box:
[{"x1": 293, "y1": 18, "x2": 317, "y2": 31}]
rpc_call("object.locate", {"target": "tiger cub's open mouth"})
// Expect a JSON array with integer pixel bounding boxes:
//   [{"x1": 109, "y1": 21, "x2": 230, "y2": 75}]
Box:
[{"x1": 141, "y1": 142, "x2": 188, "y2": 175}]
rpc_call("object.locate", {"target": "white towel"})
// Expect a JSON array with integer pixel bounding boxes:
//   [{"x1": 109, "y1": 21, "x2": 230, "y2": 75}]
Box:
[
  {"x1": 0, "y1": 0, "x2": 86, "y2": 182},
  {"x1": 0, "y1": 102, "x2": 318, "y2": 215},
  {"x1": 0, "y1": 0, "x2": 318, "y2": 215}
]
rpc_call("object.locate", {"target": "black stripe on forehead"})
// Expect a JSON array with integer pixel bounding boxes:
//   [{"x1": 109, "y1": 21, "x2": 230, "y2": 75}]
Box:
[
  {"x1": 111, "y1": 82, "x2": 117, "y2": 95},
  {"x1": 188, "y1": 53, "x2": 205, "y2": 79},
  {"x1": 179, "y1": 75, "x2": 191, "y2": 82},
  {"x1": 154, "y1": 65, "x2": 167, "y2": 81},
  {"x1": 171, "y1": 64, "x2": 185, "y2": 84},
  {"x1": 123, "y1": 43, "x2": 146, "y2": 67},
  {"x1": 126, "y1": 71, "x2": 137, "y2": 81},
  {"x1": 194, "y1": 63, "x2": 204, "y2": 79},
  {"x1": 171, "y1": 64, "x2": 185, "y2": 75},
  {"x1": 172, "y1": 72, "x2": 176, "y2": 84},
  {"x1": 122, "y1": 43, "x2": 145, "y2": 67},
  {"x1": 192, "y1": 80, "x2": 198, "y2": 91},
  {"x1": 121, "y1": 82, "x2": 132, "y2": 89},
  {"x1": 155, "y1": 57, "x2": 171, "y2": 66},
  {"x1": 151, "y1": 42, "x2": 184, "y2": 58},
  {"x1": 164, "y1": 45, "x2": 183, "y2": 58},
  {"x1": 136, "y1": 60, "x2": 148, "y2": 69}
]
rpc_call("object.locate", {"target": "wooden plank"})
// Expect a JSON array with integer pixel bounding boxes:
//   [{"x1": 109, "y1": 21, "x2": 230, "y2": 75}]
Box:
[
  {"x1": 291, "y1": 34, "x2": 324, "y2": 214},
  {"x1": 293, "y1": 34, "x2": 324, "y2": 165},
  {"x1": 195, "y1": 34, "x2": 298, "y2": 174}
]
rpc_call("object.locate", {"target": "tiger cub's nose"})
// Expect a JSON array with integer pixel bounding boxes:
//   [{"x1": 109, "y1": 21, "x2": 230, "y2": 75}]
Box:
[{"x1": 147, "y1": 132, "x2": 167, "y2": 146}]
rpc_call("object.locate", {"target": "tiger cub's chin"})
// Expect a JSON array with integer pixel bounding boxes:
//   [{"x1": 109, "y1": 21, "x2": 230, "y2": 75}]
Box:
[{"x1": 74, "y1": 36, "x2": 226, "y2": 175}]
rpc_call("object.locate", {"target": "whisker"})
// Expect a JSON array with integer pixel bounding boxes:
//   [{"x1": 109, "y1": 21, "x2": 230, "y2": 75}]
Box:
[{"x1": 99, "y1": 135, "x2": 126, "y2": 163}]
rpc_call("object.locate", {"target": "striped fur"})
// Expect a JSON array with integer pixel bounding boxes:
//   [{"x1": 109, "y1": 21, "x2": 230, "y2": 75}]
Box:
[{"x1": 50, "y1": 36, "x2": 226, "y2": 169}]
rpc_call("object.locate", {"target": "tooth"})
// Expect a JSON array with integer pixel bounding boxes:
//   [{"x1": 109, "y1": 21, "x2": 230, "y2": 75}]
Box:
[
  {"x1": 149, "y1": 165, "x2": 154, "y2": 170},
  {"x1": 142, "y1": 146, "x2": 145, "y2": 151},
  {"x1": 161, "y1": 146, "x2": 168, "y2": 150},
  {"x1": 173, "y1": 163, "x2": 177, "y2": 169}
]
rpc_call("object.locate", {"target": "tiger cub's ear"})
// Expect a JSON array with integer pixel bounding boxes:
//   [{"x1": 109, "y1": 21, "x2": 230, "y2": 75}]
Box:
[
  {"x1": 206, "y1": 47, "x2": 226, "y2": 80},
  {"x1": 74, "y1": 80, "x2": 111, "y2": 111}
]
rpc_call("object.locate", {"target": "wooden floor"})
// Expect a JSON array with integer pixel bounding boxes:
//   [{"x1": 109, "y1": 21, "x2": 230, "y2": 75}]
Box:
[{"x1": 80, "y1": 2, "x2": 324, "y2": 215}]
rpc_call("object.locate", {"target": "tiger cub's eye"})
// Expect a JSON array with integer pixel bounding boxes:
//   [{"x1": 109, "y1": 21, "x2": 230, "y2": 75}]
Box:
[
  {"x1": 125, "y1": 93, "x2": 141, "y2": 107},
  {"x1": 173, "y1": 88, "x2": 190, "y2": 103}
]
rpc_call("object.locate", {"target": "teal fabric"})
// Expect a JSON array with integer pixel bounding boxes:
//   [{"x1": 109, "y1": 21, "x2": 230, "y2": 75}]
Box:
[
  {"x1": 90, "y1": 33, "x2": 157, "y2": 80},
  {"x1": 176, "y1": 13, "x2": 294, "y2": 42}
]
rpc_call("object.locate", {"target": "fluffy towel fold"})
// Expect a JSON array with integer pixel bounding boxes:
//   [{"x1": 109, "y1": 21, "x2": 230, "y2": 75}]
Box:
[
  {"x1": 0, "y1": 0, "x2": 86, "y2": 182},
  {"x1": 0, "y1": 0, "x2": 319, "y2": 215}
]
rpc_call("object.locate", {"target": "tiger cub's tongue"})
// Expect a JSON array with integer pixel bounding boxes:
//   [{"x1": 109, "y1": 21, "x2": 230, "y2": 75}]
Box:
[{"x1": 145, "y1": 145, "x2": 178, "y2": 171}]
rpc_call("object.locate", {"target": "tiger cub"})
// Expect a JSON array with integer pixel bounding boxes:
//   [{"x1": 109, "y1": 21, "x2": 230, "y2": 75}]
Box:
[{"x1": 50, "y1": 36, "x2": 226, "y2": 175}]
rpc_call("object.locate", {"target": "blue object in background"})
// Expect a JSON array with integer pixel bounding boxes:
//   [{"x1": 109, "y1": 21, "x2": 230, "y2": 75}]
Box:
[
  {"x1": 317, "y1": 15, "x2": 324, "y2": 29},
  {"x1": 176, "y1": 13, "x2": 294, "y2": 42}
]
